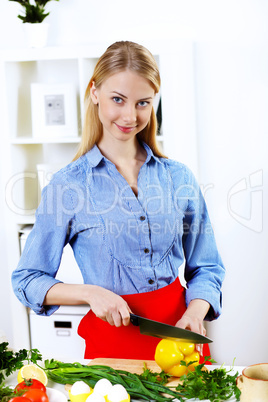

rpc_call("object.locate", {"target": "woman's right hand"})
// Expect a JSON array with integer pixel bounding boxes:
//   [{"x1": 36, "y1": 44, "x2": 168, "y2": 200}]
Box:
[
  {"x1": 85, "y1": 285, "x2": 132, "y2": 327},
  {"x1": 44, "y1": 282, "x2": 131, "y2": 327}
]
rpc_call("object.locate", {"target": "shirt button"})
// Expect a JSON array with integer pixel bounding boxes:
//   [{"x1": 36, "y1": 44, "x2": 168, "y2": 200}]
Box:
[
  {"x1": 140, "y1": 216, "x2": 146, "y2": 221},
  {"x1": 144, "y1": 248, "x2": 150, "y2": 254},
  {"x1": 148, "y1": 279, "x2": 155, "y2": 284}
]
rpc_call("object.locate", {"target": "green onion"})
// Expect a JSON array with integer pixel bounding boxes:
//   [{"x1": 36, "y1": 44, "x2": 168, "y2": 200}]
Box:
[
  {"x1": 44, "y1": 359, "x2": 185, "y2": 401},
  {"x1": 44, "y1": 357, "x2": 241, "y2": 401}
]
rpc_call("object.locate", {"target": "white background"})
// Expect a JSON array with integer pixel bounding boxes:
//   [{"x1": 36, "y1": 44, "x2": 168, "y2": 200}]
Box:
[{"x1": 1, "y1": 0, "x2": 268, "y2": 366}]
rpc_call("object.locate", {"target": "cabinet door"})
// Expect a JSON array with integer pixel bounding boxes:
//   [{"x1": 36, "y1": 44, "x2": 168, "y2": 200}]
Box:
[{"x1": 29, "y1": 312, "x2": 86, "y2": 361}]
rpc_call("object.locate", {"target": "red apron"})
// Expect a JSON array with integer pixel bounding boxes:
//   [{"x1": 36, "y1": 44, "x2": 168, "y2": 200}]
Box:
[{"x1": 78, "y1": 277, "x2": 210, "y2": 362}]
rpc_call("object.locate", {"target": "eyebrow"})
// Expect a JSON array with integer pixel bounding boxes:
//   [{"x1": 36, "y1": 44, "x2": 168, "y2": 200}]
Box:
[{"x1": 111, "y1": 91, "x2": 153, "y2": 101}]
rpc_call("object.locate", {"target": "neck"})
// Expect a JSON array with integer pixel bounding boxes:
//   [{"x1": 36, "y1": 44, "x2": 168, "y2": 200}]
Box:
[{"x1": 97, "y1": 136, "x2": 144, "y2": 165}]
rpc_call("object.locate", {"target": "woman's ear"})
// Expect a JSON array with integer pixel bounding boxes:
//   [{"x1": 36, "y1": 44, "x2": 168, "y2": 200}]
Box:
[{"x1": 90, "y1": 81, "x2": 99, "y2": 105}]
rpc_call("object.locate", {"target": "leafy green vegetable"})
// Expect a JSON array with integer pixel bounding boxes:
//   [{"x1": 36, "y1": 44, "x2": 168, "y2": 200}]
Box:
[
  {"x1": 176, "y1": 356, "x2": 241, "y2": 401},
  {"x1": 0, "y1": 342, "x2": 42, "y2": 384},
  {"x1": 1, "y1": 343, "x2": 240, "y2": 402},
  {"x1": 139, "y1": 362, "x2": 171, "y2": 385},
  {"x1": 44, "y1": 357, "x2": 241, "y2": 401},
  {"x1": 0, "y1": 383, "x2": 16, "y2": 402},
  {"x1": 44, "y1": 359, "x2": 185, "y2": 401},
  {"x1": 0, "y1": 342, "x2": 42, "y2": 402}
]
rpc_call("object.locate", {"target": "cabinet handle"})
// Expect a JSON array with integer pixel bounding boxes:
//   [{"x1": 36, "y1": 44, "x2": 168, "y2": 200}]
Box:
[{"x1": 54, "y1": 321, "x2": 72, "y2": 328}]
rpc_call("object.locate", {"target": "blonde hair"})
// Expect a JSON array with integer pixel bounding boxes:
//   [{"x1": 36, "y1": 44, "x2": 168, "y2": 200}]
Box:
[{"x1": 73, "y1": 41, "x2": 167, "y2": 161}]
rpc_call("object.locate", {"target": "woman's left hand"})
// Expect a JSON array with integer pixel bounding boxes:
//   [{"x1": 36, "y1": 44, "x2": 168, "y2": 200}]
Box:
[{"x1": 175, "y1": 299, "x2": 210, "y2": 355}]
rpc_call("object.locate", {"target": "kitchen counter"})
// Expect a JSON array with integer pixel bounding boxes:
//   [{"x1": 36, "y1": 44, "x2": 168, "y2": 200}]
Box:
[{"x1": 5, "y1": 363, "x2": 244, "y2": 401}]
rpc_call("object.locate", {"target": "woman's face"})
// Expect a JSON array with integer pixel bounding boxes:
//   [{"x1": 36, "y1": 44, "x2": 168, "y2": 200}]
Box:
[{"x1": 90, "y1": 70, "x2": 155, "y2": 144}]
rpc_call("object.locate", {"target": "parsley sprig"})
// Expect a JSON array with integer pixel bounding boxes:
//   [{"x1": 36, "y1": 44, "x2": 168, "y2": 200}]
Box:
[
  {"x1": 0, "y1": 342, "x2": 42, "y2": 401},
  {"x1": 0, "y1": 342, "x2": 42, "y2": 384},
  {"x1": 139, "y1": 362, "x2": 172, "y2": 385},
  {"x1": 175, "y1": 356, "x2": 241, "y2": 401}
]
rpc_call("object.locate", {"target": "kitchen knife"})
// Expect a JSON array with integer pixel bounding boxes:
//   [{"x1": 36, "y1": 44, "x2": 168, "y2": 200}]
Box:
[{"x1": 130, "y1": 313, "x2": 212, "y2": 344}]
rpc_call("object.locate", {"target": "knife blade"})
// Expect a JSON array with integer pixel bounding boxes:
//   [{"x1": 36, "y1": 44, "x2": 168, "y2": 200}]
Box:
[{"x1": 130, "y1": 313, "x2": 212, "y2": 344}]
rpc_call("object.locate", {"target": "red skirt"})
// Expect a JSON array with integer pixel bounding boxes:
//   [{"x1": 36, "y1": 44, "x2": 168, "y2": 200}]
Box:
[{"x1": 78, "y1": 277, "x2": 211, "y2": 361}]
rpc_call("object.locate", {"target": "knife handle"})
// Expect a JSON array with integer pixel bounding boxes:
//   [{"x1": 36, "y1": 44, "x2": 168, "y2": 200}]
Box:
[{"x1": 129, "y1": 313, "x2": 139, "y2": 326}]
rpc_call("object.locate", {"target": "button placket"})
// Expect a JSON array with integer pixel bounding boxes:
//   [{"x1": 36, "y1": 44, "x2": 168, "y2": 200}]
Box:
[{"x1": 113, "y1": 164, "x2": 152, "y2": 262}]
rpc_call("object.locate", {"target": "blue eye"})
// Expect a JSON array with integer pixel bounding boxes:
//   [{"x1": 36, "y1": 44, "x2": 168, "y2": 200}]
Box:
[
  {"x1": 138, "y1": 101, "x2": 149, "y2": 107},
  {"x1": 113, "y1": 97, "x2": 123, "y2": 104}
]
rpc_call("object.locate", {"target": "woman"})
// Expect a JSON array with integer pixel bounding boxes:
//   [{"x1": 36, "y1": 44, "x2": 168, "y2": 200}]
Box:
[{"x1": 12, "y1": 41, "x2": 225, "y2": 359}]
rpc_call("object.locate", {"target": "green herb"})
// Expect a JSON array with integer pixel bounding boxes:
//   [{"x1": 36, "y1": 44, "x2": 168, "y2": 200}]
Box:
[
  {"x1": 44, "y1": 359, "x2": 185, "y2": 401},
  {"x1": 0, "y1": 342, "x2": 42, "y2": 402},
  {"x1": 0, "y1": 342, "x2": 42, "y2": 384},
  {"x1": 139, "y1": 362, "x2": 171, "y2": 385},
  {"x1": 176, "y1": 356, "x2": 241, "y2": 401},
  {"x1": 0, "y1": 383, "x2": 16, "y2": 402}
]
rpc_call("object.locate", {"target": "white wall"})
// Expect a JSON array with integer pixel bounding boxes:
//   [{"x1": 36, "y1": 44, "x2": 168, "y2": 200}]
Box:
[
  {"x1": 1, "y1": 0, "x2": 268, "y2": 366},
  {"x1": 195, "y1": 42, "x2": 268, "y2": 366},
  {"x1": 2, "y1": 0, "x2": 268, "y2": 48}
]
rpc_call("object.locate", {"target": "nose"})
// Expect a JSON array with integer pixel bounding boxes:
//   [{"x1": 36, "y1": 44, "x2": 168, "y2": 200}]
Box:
[{"x1": 122, "y1": 104, "x2": 137, "y2": 124}]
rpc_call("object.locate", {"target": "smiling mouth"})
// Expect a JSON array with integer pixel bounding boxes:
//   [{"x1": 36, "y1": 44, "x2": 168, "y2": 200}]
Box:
[{"x1": 115, "y1": 123, "x2": 137, "y2": 133}]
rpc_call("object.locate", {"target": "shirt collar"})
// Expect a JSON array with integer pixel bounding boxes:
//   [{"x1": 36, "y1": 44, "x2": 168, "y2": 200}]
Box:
[
  {"x1": 85, "y1": 145, "x2": 105, "y2": 168},
  {"x1": 142, "y1": 142, "x2": 164, "y2": 165},
  {"x1": 85, "y1": 142, "x2": 163, "y2": 168}
]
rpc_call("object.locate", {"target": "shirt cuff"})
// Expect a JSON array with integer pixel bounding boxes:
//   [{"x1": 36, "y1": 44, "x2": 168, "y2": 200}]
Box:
[
  {"x1": 16, "y1": 277, "x2": 62, "y2": 316},
  {"x1": 185, "y1": 285, "x2": 222, "y2": 321}
]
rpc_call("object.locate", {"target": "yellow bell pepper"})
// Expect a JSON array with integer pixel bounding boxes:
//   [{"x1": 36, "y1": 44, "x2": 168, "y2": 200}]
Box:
[{"x1": 154, "y1": 339, "x2": 200, "y2": 377}]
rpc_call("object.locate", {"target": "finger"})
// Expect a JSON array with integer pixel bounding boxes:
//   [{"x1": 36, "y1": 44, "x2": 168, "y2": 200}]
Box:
[
  {"x1": 196, "y1": 326, "x2": 206, "y2": 355},
  {"x1": 108, "y1": 308, "x2": 128, "y2": 327},
  {"x1": 121, "y1": 310, "x2": 131, "y2": 326},
  {"x1": 113, "y1": 311, "x2": 123, "y2": 327},
  {"x1": 119, "y1": 303, "x2": 133, "y2": 326},
  {"x1": 175, "y1": 317, "x2": 189, "y2": 330},
  {"x1": 106, "y1": 310, "x2": 116, "y2": 326},
  {"x1": 196, "y1": 343, "x2": 203, "y2": 356},
  {"x1": 106, "y1": 317, "x2": 114, "y2": 326}
]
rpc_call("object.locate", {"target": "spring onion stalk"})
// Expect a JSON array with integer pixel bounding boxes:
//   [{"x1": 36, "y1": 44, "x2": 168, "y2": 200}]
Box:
[{"x1": 44, "y1": 360, "x2": 185, "y2": 401}]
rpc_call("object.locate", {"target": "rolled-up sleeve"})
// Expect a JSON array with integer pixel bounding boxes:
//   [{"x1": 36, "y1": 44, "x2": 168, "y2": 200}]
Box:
[
  {"x1": 12, "y1": 174, "x2": 77, "y2": 316},
  {"x1": 182, "y1": 168, "x2": 225, "y2": 320}
]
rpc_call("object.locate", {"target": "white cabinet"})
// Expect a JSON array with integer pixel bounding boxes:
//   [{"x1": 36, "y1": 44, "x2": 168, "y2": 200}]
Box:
[
  {"x1": 29, "y1": 306, "x2": 89, "y2": 361},
  {"x1": 0, "y1": 41, "x2": 197, "y2": 352}
]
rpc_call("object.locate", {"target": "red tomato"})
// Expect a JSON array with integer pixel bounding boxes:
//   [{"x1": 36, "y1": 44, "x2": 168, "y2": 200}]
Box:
[
  {"x1": 9, "y1": 398, "x2": 31, "y2": 402},
  {"x1": 22, "y1": 389, "x2": 48, "y2": 402},
  {"x1": 15, "y1": 379, "x2": 46, "y2": 394}
]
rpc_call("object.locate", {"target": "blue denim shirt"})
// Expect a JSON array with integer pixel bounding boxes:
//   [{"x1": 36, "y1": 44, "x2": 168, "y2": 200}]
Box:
[{"x1": 12, "y1": 143, "x2": 225, "y2": 319}]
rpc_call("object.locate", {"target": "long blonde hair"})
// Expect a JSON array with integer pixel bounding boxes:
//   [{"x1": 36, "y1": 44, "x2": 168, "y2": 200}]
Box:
[{"x1": 73, "y1": 41, "x2": 166, "y2": 161}]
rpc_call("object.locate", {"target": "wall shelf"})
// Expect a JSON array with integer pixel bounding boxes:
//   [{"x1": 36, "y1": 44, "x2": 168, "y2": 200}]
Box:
[{"x1": 11, "y1": 136, "x2": 81, "y2": 145}]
